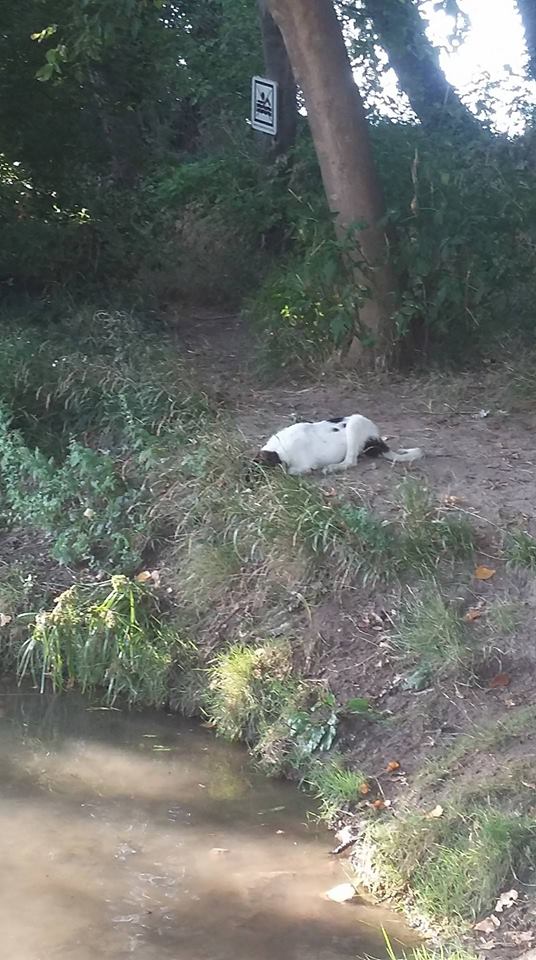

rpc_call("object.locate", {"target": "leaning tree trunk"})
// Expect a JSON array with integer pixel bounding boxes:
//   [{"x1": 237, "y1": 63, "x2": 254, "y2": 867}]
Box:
[
  {"x1": 362, "y1": 0, "x2": 479, "y2": 133},
  {"x1": 257, "y1": 0, "x2": 298, "y2": 156},
  {"x1": 518, "y1": 0, "x2": 536, "y2": 80},
  {"x1": 266, "y1": 0, "x2": 397, "y2": 364}
]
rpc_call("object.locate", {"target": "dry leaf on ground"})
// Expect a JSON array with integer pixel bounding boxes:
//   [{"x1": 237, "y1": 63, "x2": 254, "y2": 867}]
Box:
[
  {"x1": 425, "y1": 804, "x2": 444, "y2": 819},
  {"x1": 475, "y1": 565, "x2": 496, "y2": 581},
  {"x1": 474, "y1": 916, "x2": 501, "y2": 934},
  {"x1": 464, "y1": 607, "x2": 482, "y2": 622},
  {"x1": 489, "y1": 673, "x2": 511, "y2": 689},
  {"x1": 359, "y1": 782, "x2": 371, "y2": 796},
  {"x1": 135, "y1": 571, "x2": 152, "y2": 583},
  {"x1": 0, "y1": 613, "x2": 12, "y2": 627},
  {"x1": 386, "y1": 760, "x2": 400, "y2": 772}
]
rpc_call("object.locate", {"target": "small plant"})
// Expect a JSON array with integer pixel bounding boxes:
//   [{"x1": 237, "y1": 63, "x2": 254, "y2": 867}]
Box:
[
  {"x1": 307, "y1": 758, "x2": 368, "y2": 820},
  {"x1": 359, "y1": 804, "x2": 535, "y2": 928},
  {"x1": 505, "y1": 528, "x2": 536, "y2": 569},
  {"x1": 18, "y1": 576, "x2": 193, "y2": 706},
  {"x1": 206, "y1": 641, "x2": 302, "y2": 743},
  {"x1": 395, "y1": 479, "x2": 474, "y2": 570},
  {"x1": 397, "y1": 586, "x2": 469, "y2": 676}
]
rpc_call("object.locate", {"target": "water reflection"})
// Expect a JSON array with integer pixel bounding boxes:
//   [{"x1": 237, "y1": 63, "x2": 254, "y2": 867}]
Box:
[{"x1": 0, "y1": 684, "x2": 412, "y2": 960}]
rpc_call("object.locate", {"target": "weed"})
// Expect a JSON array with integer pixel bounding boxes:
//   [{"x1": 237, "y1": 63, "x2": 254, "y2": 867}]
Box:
[
  {"x1": 206, "y1": 641, "x2": 302, "y2": 743},
  {"x1": 505, "y1": 529, "x2": 536, "y2": 570},
  {"x1": 180, "y1": 542, "x2": 242, "y2": 610},
  {"x1": 487, "y1": 600, "x2": 524, "y2": 636},
  {"x1": 18, "y1": 576, "x2": 194, "y2": 706},
  {"x1": 359, "y1": 805, "x2": 535, "y2": 928},
  {"x1": 395, "y1": 479, "x2": 474, "y2": 571},
  {"x1": 307, "y1": 758, "x2": 368, "y2": 820},
  {"x1": 383, "y1": 932, "x2": 479, "y2": 960},
  {"x1": 397, "y1": 587, "x2": 469, "y2": 676}
]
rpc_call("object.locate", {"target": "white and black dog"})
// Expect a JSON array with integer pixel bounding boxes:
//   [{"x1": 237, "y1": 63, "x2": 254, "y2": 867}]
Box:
[{"x1": 255, "y1": 414, "x2": 422, "y2": 476}]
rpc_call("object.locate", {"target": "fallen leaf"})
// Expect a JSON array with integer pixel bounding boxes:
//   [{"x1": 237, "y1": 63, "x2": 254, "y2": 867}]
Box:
[
  {"x1": 150, "y1": 569, "x2": 161, "y2": 587},
  {"x1": 83, "y1": 507, "x2": 95, "y2": 520},
  {"x1": 135, "y1": 571, "x2": 152, "y2": 583},
  {"x1": 386, "y1": 760, "x2": 401, "y2": 772},
  {"x1": 0, "y1": 613, "x2": 12, "y2": 627},
  {"x1": 464, "y1": 607, "x2": 482, "y2": 622},
  {"x1": 359, "y1": 782, "x2": 371, "y2": 795},
  {"x1": 494, "y1": 888, "x2": 518, "y2": 912},
  {"x1": 475, "y1": 565, "x2": 496, "y2": 581},
  {"x1": 478, "y1": 940, "x2": 497, "y2": 951},
  {"x1": 474, "y1": 916, "x2": 501, "y2": 934},
  {"x1": 372, "y1": 799, "x2": 385, "y2": 810},
  {"x1": 489, "y1": 673, "x2": 511, "y2": 689},
  {"x1": 510, "y1": 932, "x2": 533, "y2": 945},
  {"x1": 425, "y1": 804, "x2": 444, "y2": 819}
]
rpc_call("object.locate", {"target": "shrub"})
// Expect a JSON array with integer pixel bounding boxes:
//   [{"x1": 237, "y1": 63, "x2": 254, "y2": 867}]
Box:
[{"x1": 18, "y1": 576, "x2": 194, "y2": 706}]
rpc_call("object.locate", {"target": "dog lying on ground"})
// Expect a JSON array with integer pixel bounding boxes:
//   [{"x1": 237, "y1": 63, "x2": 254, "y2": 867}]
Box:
[{"x1": 255, "y1": 414, "x2": 422, "y2": 476}]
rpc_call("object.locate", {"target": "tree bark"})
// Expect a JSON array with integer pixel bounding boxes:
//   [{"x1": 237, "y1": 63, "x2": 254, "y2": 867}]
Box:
[
  {"x1": 257, "y1": 0, "x2": 298, "y2": 156},
  {"x1": 362, "y1": 0, "x2": 479, "y2": 133},
  {"x1": 266, "y1": 0, "x2": 397, "y2": 363},
  {"x1": 517, "y1": 0, "x2": 536, "y2": 80}
]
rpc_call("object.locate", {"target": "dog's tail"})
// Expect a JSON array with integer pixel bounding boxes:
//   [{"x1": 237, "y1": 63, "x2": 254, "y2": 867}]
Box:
[{"x1": 382, "y1": 447, "x2": 423, "y2": 463}]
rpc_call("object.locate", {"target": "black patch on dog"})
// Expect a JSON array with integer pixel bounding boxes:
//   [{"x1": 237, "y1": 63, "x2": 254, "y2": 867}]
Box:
[
  {"x1": 254, "y1": 449, "x2": 283, "y2": 468},
  {"x1": 332, "y1": 428, "x2": 340, "y2": 432},
  {"x1": 328, "y1": 417, "x2": 346, "y2": 424},
  {"x1": 362, "y1": 436, "x2": 390, "y2": 458}
]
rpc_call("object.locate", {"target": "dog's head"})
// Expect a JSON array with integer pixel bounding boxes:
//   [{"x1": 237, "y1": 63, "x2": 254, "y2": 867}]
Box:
[
  {"x1": 252, "y1": 449, "x2": 283, "y2": 468},
  {"x1": 243, "y1": 449, "x2": 283, "y2": 484}
]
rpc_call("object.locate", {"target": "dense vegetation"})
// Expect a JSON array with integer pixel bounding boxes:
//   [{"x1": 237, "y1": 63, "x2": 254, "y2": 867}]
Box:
[{"x1": 2, "y1": 0, "x2": 536, "y2": 954}]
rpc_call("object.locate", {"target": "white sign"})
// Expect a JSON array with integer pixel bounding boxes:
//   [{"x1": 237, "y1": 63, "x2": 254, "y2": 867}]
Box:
[{"x1": 251, "y1": 76, "x2": 278, "y2": 136}]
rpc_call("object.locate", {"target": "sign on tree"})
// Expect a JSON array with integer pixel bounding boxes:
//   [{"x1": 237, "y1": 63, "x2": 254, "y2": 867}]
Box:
[{"x1": 251, "y1": 76, "x2": 278, "y2": 136}]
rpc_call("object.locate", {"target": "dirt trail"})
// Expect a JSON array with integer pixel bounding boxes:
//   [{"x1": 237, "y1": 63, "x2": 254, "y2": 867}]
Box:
[{"x1": 175, "y1": 310, "x2": 536, "y2": 531}]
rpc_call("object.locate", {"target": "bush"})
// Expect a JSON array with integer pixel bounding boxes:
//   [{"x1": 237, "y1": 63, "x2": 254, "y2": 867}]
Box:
[{"x1": 18, "y1": 576, "x2": 194, "y2": 706}]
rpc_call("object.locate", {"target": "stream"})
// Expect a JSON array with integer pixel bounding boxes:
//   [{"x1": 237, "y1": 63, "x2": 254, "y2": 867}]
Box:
[{"x1": 0, "y1": 683, "x2": 413, "y2": 960}]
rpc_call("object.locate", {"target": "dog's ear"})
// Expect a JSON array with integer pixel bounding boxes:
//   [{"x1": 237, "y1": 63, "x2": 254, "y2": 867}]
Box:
[{"x1": 253, "y1": 449, "x2": 282, "y2": 468}]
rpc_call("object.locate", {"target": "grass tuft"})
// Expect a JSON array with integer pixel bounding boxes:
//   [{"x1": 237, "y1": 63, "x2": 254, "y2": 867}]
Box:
[
  {"x1": 358, "y1": 805, "x2": 535, "y2": 929},
  {"x1": 505, "y1": 528, "x2": 536, "y2": 569},
  {"x1": 397, "y1": 587, "x2": 469, "y2": 677},
  {"x1": 18, "y1": 576, "x2": 195, "y2": 707},
  {"x1": 306, "y1": 758, "x2": 368, "y2": 820}
]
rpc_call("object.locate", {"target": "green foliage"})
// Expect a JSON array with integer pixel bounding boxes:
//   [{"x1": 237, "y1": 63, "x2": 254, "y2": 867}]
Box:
[
  {"x1": 18, "y1": 576, "x2": 193, "y2": 706},
  {"x1": 375, "y1": 125, "x2": 536, "y2": 359},
  {"x1": 249, "y1": 229, "x2": 366, "y2": 366},
  {"x1": 505, "y1": 529, "x2": 536, "y2": 569},
  {"x1": 307, "y1": 759, "x2": 368, "y2": 820},
  {"x1": 361, "y1": 805, "x2": 535, "y2": 928},
  {"x1": 0, "y1": 308, "x2": 212, "y2": 569},
  {"x1": 397, "y1": 586, "x2": 469, "y2": 676},
  {"x1": 0, "y1": 412, "x2": 147, "y2": 569},
  {"x1": 206, "y1": 641, "x2": 303, "y2": 743}
]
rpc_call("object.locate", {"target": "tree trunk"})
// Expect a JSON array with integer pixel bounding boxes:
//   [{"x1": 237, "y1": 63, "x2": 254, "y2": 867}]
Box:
[
  {"x1": 266, "y1": 0, "x2": 396, "y2": 363},
  {"x1": 257, "y1": 0, "x2": 298, "y2": 156},
  {"x1": 518, "y1": 0, "x2": 536, "y2": 80},
  {"x1": 362, "y1": 0, "x2": 479, "y2": 133}
]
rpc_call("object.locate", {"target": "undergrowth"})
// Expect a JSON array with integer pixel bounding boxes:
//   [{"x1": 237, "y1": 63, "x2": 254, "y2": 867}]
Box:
[
  {"x1": 18, "y1": 576, "x2": 194, "y2": 706},
  {"x1": 358, "y1": 804, "x2": 535, "y2": 929}
]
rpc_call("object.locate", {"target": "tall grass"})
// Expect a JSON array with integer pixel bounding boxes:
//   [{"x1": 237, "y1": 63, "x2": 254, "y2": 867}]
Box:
[{"x1": 18, "y1": 576, "x2": 195, "y2": 706}]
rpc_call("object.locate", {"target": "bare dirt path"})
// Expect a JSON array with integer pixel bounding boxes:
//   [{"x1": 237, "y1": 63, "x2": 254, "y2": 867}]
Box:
[{"x1": 175, "y1": 310, "x2": 536, "y2": 533}]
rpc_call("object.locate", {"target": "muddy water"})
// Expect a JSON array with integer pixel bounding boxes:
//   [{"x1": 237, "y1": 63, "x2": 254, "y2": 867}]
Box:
[{"x1": 0, "y1": 685, "x2": 411, "y2": 960}]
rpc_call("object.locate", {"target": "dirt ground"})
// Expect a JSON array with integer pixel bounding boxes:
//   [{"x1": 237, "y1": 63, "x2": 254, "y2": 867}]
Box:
[{"x1": 174, "y1": 310, "x2": 536, "y2": 954}]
